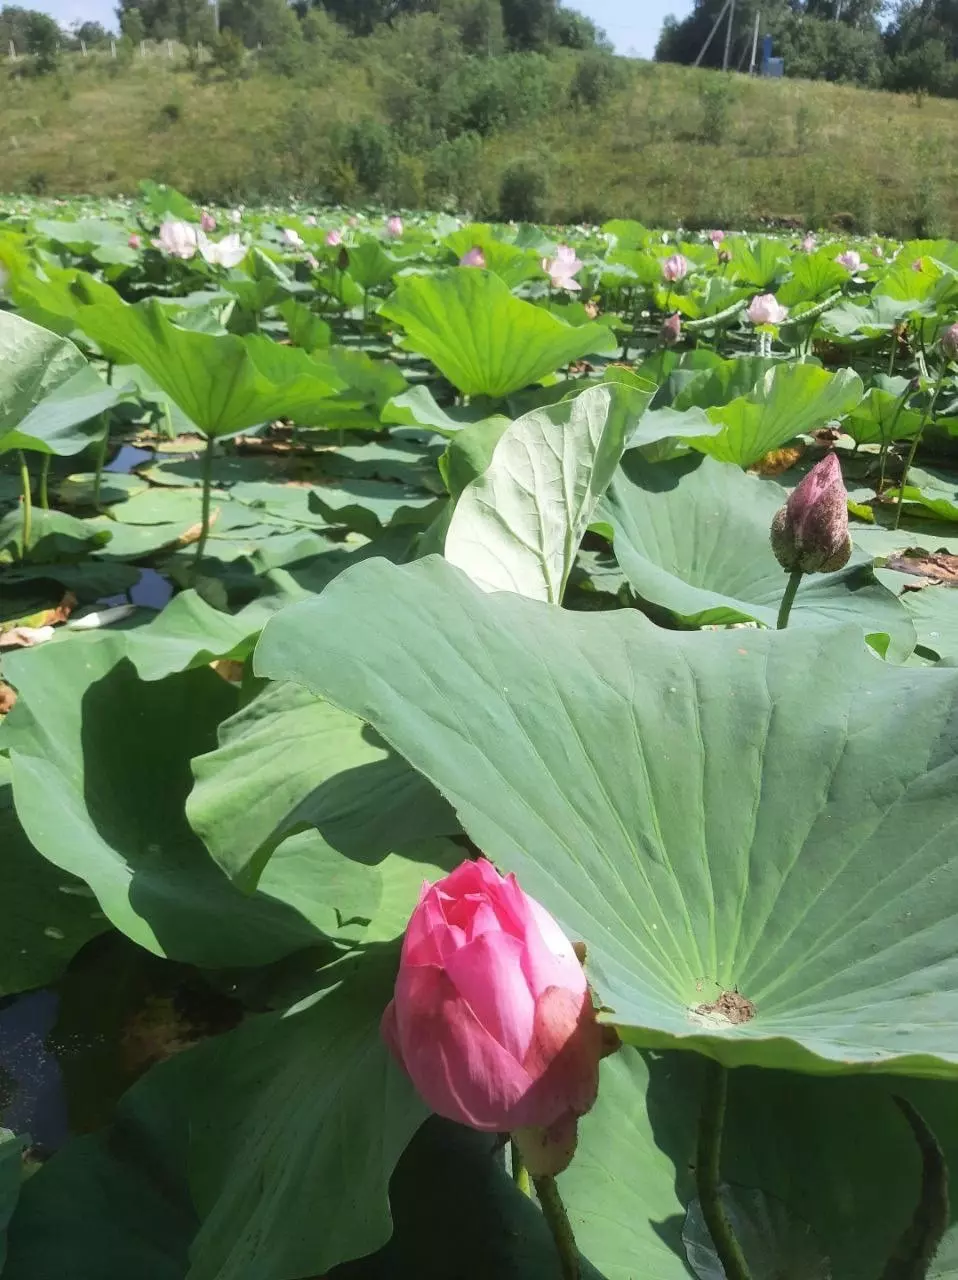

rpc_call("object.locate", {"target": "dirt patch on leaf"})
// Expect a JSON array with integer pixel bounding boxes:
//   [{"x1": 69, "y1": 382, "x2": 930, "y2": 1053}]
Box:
[
  {"x1": 694, "y1": 990, "x2": 756, "y2": 1025},
  {"x1": 885, "y1": 551, "x2": 958, "y2": 586}
]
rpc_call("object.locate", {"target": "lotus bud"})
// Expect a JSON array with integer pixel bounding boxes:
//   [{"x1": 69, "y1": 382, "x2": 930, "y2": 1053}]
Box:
[
  {"x1": 459, "y1": 246, "x2": 486, "y2": 268},
  {"x1": 770, "y1": 453, "x2": 852, "y2": 574},
  {"x1": 717, "y1": 248, "x2": 732, "y2": 265},
  {"x1": 941, "y1": 323, "x2": 958, "y2": 363},
  {"x1": 800, "y1": 233, "x2": 816, "y2": 254},
  {"x1": 748, "y1": 293, "x2": 789, "y2": 326},
  {"x1": 305, "y1": 214, "x2": 317, "y2": 227},
  {"x1": 386, "y1": 215, "x2": 404, "y2": 238},
  {"x1": 325, "y1": 228, "x2": 343, "y2": 247},
  {"x1": 708, "y1": 229, "x2": 725, "y2": 246},
  {"x1": 661, "y1": 253, "x2": 689, "y2": 283},
  {"x1": 661, "y1": 312, "x2": 682, "y2": 346},
  {"x1": 200, "y1": 210, "x2": 216, "y2": 233},
  {"x1": 283, "y1": 227, "x2": 304, "y2": 249},
  {"x1": 128, "y1": 233, "x2": 142, "y2": 250},
  {"x1": 337, "y1": 246, "x2": 350, "y2": 271}
]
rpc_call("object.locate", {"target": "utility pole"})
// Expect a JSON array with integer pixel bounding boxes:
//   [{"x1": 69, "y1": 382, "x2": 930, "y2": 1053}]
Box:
[
  {"x1": 749, "y1": 8, "x2": 761, "y2": 74},
  {"x1": 694, "y1": 0, "x2": 732, "y2": 67},
  {"x1": 835, "y1": 0, "x2": 843, "y2": 19},
  {"x1": 722, "y1": 0, "x2": 736, "y2": 71},
  {"x1": 212, "y1": 0, "x2": 219, "y2": 35}
]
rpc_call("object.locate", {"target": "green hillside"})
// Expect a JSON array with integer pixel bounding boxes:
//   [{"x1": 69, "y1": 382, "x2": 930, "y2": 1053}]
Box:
[{"x1": 3, "y1": 44, "x2": 958, "y2": 235}]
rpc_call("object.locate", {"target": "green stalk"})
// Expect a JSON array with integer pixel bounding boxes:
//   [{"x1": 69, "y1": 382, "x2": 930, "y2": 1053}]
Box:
[
  {"x1": 696, "y1": 1060, "x2": 752, "y2": 1280},
  {"x1": 894, "y1": 370, "x2": 946, "y2": 530},
  {"x1": 877, "y1": 382, "x2": 913, "y2": 495},
  {"x1": 39, "y1": 454, "x2": 50, "y2": 510},
  {"x1": 533, "y1": 1176, "x2": 580, "y2": 1280},
  {"x1": 193, "y1": 434, "x2": 216, "y2": 572},
  {"x1": 18, "y1": 451, "x2": 32, "y2": 559},
  {"x1": 511, "y1": 1141, "x2": 531, "y2": 1198},
  {"x1": 91, "y1": 411, "x2": 111, "y2": 511},
  {"x1": 777, "y1": 570, "x2": 803, "y2": 630}
]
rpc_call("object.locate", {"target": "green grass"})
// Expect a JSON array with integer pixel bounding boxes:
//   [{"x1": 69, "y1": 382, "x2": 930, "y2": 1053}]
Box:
[{"x1": 3, "y1": 48, "x2": 958, "y2": 235}]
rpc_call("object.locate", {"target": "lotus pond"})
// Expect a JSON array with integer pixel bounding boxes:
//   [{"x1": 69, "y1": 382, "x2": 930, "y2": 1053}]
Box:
[{"x1": 3, "y1": 188, "x2": 958, "y2": 1279}]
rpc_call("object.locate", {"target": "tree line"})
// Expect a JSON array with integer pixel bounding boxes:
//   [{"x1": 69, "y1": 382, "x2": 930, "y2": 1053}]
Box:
[
  {"x1": 0, "y1": 0, "x2": 607, "y2": 59},
  {"x1": 657, "y1": 0, "x2": 958, "y2": 97}
]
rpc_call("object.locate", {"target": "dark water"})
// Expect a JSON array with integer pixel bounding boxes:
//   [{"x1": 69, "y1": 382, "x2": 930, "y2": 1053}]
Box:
[
  {"x1": 0, "y1": 991, "x2": 67, "y2": 1150},
  {"x1": 105, "y1": 445, "x2": 154, "y2": 474}
]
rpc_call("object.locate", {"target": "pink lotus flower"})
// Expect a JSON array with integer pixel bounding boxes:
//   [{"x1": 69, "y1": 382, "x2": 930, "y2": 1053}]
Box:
[
  {"x1": 386, "y1": 215, "x2": 404, "y2": 238},
  {"x1": 325, "y1": 228, "x2": 343, "y2": 247},
  {"x1": 709, "y1": 229, "x2": 725, "y2": 245},
  {"x1": 941, "y1": 322, "x2": 958, "y2": 362},
  {"x1": 542, "y1": 244, "x2": 583, "y2": 291},
  {"x1": 198, "y1": 231, "x2": 246, "y2": 269},
  {"x1": 661, "y1": 312, "x2": 682, "y2": 345},
  {"x1": 459, "y1": 246, "x2": 487, "y2": 268},
  {"x1": 200, "y1": 210, "x2": 216, "y2": 233},
  {"x1": 128, "y1": 233, "x2": 142, "y2": 250},
  {"x1": 661, "y1": 253, "x2": 689, "y2": 283},
  {"x1": 836, "y1": 249, "x2": 862, "y2": 273},
  {"x1": 283, "y1": 227, "x2": 304, "y2": 249},
  {"x1": 383, "y1": 858, "x2": 606, "y2": 1175},
  {"x1": 152, "y1": 220, "x2": 198, "y2": 260},
  {"x1": 771, "y1": 453, "x2": 852, "y2": 574},
  {"x1": 800, "y1": 233, "x2": 816, "y2": 254},
  {"x1": 748, "y1": 293, "x2": 789, "y2": 326}
]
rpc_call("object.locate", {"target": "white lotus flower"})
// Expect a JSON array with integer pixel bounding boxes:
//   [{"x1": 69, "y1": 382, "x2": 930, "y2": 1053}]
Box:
[
  {"x1": 152, "y1": 220, "x2": 198, "y2": 260},
  {"x1": 198, "y1": 231, "x2": 247, "y2": 269}
]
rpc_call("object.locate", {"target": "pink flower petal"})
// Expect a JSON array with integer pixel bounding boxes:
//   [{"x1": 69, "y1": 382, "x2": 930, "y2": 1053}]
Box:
[{"x1": 445, "y1": 930, "x2": 536, "y2": 1060}]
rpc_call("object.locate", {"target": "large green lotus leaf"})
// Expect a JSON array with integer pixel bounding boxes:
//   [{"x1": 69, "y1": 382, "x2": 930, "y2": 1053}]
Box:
[
  {"x1": 899, "y1": 584, "x2": 958, "y2": 665},
  {"x1": 445, "y1": 382, "x2": 653, "y2": 603},
  {"x1": 257, "y1": 554, "x2": 958, "y2": 1076},
  {"x1": 672, "y1": 355, "x2": 777, "y2": 413},
  {"x1": 726, "y1": 238, "x2": 790, "y2": 289},
  {"x1": 0, "y1": 758, "x2": 108, "y2": 998},
  {"x1": 0, "y1": 633, "x2": 331, "y2": 966},
  {"x1": 777, "y1": 250, "x2": 849, "y2": 306},
  {"x1": 379, "y1": 269, "x2": 616, "y2": 398},
  {"x1": 690, "y1": 363, "x2": 864, "y2": 467},
  {"x1": 345, "y1": 240, "x2": 403, "y2": 291},
  {"x1": 74, "y1": 299, "x2": 346, "y2": 437},
  {"x1": 845, "y1": 379, "x2": 925, "y2": 447},
  {"x1": 0, "y1": 311, "x2": 117, "y2": 456},
  {"x1": 597, "y1": 453, "x2": 915, "y2": 659},
  {"x1": 442, "y1": 225, "x2": 543, "y2": 288},
  {"x1": 186, "y1": 948, "x2": 428, "y2": 1280},
  {"x1": 188, "y1": 681, "x2": 458, "y2": 885},
  {"x1": 820, "y1": 294, "x2": 918, "y2": 338},
  {"x1": 561, "y1": 1048, "x2": 958, "y2": 1280}
]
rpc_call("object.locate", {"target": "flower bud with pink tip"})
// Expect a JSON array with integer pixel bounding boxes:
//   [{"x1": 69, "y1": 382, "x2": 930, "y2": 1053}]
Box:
[
  {"x1": 386, "y1": 215, "x2": 404, "y2": 238},
  {"x1": 325, "y1": 228, "x2": 343, "y2": 247},
  {"x1": 459, "y1": 246, "x2": 486, "y2": 268},
  {"x1": 708, "y1": 229, "x2": 725, "y2": 246},
  {"x1": 383, "y1": 858, "x2": 609, "y2": 1176},
  {"x1": 661, "y1": 253, "x2": 689, "y2": 283},
  {"x1": 770, "y1": 453, "x2": 852, "y2": 574},
  {"x1": 128, "y1": 233, "x2": 142, "y2": 250},
  {"x1": 661, "y1": 312, "x2": 682, "y2": 345},
  {"x1": 200, "y1": 210, "x2": 216, "y2": 233}
]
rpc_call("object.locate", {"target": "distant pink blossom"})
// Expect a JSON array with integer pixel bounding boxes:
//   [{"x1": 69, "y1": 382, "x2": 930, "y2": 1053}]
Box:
[
  {"x1": 305, "y1": 214, "x2": 317, "y2": 227},
  {"x1": 283, "y1": 227, "x2": 305, "y2": 249},
  {"x1": 836, "y1": 249, "x2": 863, "y2": 273},
  {"x1": 542, "y1": 244, "x2": 583, "y2": 291},
  {"x1": 708, "y1": 229, "x2": 725, "y2": 245},
  {"x1": 325, "y1": 228, "x2": 343, "y2": 247},
  {"x1": 801, "y1": 233, "x2": 816, "y2": 254},
  {"x1": 748, "y1": 293, "x2": 789, "y2": 326},
  {"x1": 152, "y1": 220, "x2": 198, "y2": 260},
  {"x1": 459, "y1": 246, "x2": 486, "y2": 268},
  {"x1": 941, "y1": 323, "x2": 958, "y2": 362},
  {"x1": 873, "y1": 244, "x2": 884, "y2": 258},
  {"x1": 661, "y1": 253, "x2": 689, "y2": 283},
  {"x1": 386, "y1": 215, "x2": 404, "y2": 238},
  {"x1": 128, "y1": 233, "x2": 142, "y2": 250},
  {"x1": 200, "y1": 210, "x2": 216, "y2": 233}
]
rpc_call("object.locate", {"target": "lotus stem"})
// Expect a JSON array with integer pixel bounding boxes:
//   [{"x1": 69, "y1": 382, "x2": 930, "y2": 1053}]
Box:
[
  {"x1": 878, "y1": 382, "x2": 913, "y2": 495},
  {"x1": 91, "y1": 412, "x2": 111, "y2": 511},
  {"x1": 696, "y1": 1060, "x2": 752, "y2": 1280},
  {"x1": 894, "y1": 369, "x2": 945, "y2": 530},
  {"x1": 39, "y1": 454, "x2": 50, "y2": 510},
  {"x1": 777, "y1": 569, "x2": 803, "y2": 630},
  {"x1": 194, "y1": 434, "x2": 216, "y2": 573},
  {"x1": 533, "y1": 1175, "x2": 580, "y2": 1280},
  {"x1": 18, "y1": 451, "x2": 32, "y2": 559},
  {"x1": 511, "y1": 1140, "x2": 532, "y2": 1198}
]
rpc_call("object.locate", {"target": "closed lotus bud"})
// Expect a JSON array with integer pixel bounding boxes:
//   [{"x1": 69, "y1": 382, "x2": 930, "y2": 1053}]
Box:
[
  {"x1": 661, "y1": 312, "x2": 682, "y2": 345},
  {"x1": 717, "y1": 248, "x2": 732, "y2": 265},
  {"x1": 459, "y1": 246, "x2": 486, "y2": 268},
  {"x1": 941, "y1": 323, "x2": 958, "y2": 362},
  {"x1": 770, "y1": 453, "x2": 852, "y2": 574},
  {"x1": 383, "y1": 858, "x2": 607, "y2": 1177},
  {"x1": 661, "y1": 253, "x2": 689, "y2": 283},
  {"x1": 337, "y1": 245, "x2": 350, "y2": 271}
]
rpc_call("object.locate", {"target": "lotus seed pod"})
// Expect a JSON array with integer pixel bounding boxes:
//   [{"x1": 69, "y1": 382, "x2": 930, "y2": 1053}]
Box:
[{"x1": 770, "y1": 453, "x2": 852, "y2": 574}]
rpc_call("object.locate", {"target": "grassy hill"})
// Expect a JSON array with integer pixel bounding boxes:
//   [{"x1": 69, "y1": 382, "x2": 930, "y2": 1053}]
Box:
[{"x1": 3, "y1": 44, "x2": 958, "y2": 235}]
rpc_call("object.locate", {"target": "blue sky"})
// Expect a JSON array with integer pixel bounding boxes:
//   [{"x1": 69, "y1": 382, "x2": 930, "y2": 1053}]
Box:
[{"x1": 33, "y1": 0, "x2": 694, "y2": 55}]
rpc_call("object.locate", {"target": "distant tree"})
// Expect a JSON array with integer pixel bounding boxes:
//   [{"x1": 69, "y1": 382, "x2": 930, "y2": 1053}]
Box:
[
  {"x1": 115, "y1": 0, "x2": 214, "y2": 44},
  {"x1": 552, "y1": 6, "x2": 610, "y2": 48},
  {"x1": 0, "y1": 4, "x2": 61, "y2": 56},
  {"x1": 500, "y1": 0, "x2": 557, "y2": 49},
  {"x1": 221, "y1": 0, "x2": 300, "y2": 46},
  {"x1": 72, "y1": 18, "x2": 111, "y2": 45}
]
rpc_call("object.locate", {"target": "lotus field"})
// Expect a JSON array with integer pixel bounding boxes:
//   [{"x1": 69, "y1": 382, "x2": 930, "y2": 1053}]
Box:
[{"x1": 5, "y1": 186, "x2": 958, "y2": 1280}]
